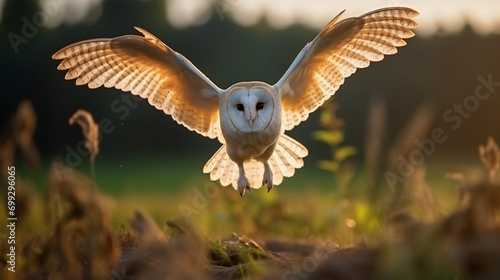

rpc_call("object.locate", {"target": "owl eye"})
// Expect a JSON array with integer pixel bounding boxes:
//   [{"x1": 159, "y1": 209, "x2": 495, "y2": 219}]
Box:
[
  {"x1": 256, "y1": 102, "x2": 264, "y2": 111},
  {"x1": 236, "y1": 104, "x2": 244, "y2": 111}
]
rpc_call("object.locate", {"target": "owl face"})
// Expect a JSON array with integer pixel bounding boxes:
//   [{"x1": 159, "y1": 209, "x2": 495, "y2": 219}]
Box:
[{"x1": 225, "y1": 84, "x2": 276, "y2": 133}]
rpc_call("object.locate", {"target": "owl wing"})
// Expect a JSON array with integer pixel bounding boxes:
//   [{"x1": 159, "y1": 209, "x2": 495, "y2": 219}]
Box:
[
  {"x1": 52, "y1": 27, "x2": 222, "y2": 139},
  {"x1": 275, "y1": 7, "x2": 419, "y2": 130}
]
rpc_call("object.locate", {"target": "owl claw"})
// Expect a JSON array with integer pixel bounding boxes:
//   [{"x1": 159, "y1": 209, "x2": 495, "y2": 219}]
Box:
[
  {"x1": 263, "y1": 163, "x2": 273, "y2": 193},
  {"x1": 237, "y1": 175, "x2": 250, "y2": 197},
  {"x1": 265, "y1": 180, "x2": 273, "y2": 193}
]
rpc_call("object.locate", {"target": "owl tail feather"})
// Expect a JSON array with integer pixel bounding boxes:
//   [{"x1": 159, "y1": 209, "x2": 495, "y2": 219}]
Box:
[{"x1": 203, "y1": 134, "x2": 308, "y2": 190}]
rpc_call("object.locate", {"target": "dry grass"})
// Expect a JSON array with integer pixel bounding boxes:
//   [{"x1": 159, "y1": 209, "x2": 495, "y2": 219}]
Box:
[
  {"x1": 0, "y1": 100, "x2": 39, "y2": 173},
  {"x1": 68, "y1": 109, "x2": 100, "y2": 179}
]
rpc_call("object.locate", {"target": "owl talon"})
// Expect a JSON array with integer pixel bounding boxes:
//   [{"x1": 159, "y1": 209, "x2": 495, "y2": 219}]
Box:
[
  {"x1": 237, "y1": 175, "x2": 250, "y2": 197},
  {"x1": 262, "y1": 178, "x2": 273, "y2": 192},
  {"x1": 263, "y1": 162, "x2": 274, "y2": 193}
]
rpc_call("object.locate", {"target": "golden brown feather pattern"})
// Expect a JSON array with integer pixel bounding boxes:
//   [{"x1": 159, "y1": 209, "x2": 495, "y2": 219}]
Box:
[
  {"x1": 52, "y1": 27, "x2": 222, "y2": 139},
  {"x1": 276, "y1": 7, "x2": 419, "y2": 130}
]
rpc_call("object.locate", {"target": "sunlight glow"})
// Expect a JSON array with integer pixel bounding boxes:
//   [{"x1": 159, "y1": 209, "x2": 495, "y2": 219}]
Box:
[
  {"x1": 3, "y1": 0, "x2": 497, "y2": 36},
  {"x1": 165, "y1": 0, "x2": 212, "y2": 28},
  {"x1": 264, "y1": 0, "x2": 296, "y2": 30},
  {"x1": 165, "y1": 0, "x2": 500, "y2": 36},
  {"x1": 39, "y1": 0, "x2": 103, "y2": 28},
  {"x1": 345, "y1": 218, "x2": 357, "y2": 228},
  {"x1": 230, "y1": 1, "x2": 263, "y2": 27}
]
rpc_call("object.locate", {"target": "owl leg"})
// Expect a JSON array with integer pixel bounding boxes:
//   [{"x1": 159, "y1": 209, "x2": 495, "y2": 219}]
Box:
[
  {"x1": 237, "y1": 164, "x2": 251, "y2": 197},
  {"x1": 262, "y1": 161, "x2": 273, "y2": 192}
]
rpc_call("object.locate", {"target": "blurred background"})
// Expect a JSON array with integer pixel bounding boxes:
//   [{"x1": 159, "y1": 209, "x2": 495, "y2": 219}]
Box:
[
  {"x1": 4, "y1": 3, "x2": 500, "y2": 278},
  {"x1": 1, "y1": 0, "x2": 500, "y2": 194}
]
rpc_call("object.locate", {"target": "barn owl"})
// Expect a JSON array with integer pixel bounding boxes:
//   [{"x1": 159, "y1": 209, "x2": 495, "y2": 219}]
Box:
[{"x1": 52, "y1": 7, "x2": 419, "y2": 196}]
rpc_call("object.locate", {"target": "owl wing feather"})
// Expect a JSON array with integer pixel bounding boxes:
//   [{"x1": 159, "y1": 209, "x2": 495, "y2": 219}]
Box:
[
  {"x1": 275, "y1": 7, "x2": 419, "y2": 130},
  {"x1": 52, "y1": 27, "x2": 222, "y2": 139}
]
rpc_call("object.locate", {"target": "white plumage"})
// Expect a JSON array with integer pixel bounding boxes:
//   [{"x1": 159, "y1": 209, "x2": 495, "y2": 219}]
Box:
[{"x1": 52, "y1": 7, "x2": 419, "y2": 196}]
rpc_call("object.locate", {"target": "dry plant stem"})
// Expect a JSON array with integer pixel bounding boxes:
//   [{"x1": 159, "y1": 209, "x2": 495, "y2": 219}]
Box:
[
  {"x1": 90, "y1": 154, "x2": 96, "y2": 180},
  {"x1": 365, "y1": 95, "x2": 387, "y2": 202},
  {"x1": 479, "y1": 137, "x2": 500, "y2": 183},
  {"x1": 0, "y1": 100, "x2": 40, "y2": 172},
  {"x1": 69, "y1": 110, "x2": 100, "y2": 180},
  {"x1": 386, "y1": 102, "x2": 436, "y2": 214}
]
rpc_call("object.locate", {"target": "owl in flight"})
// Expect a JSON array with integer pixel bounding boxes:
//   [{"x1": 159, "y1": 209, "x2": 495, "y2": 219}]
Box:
[{"x1": 53, "y1": 7, "x2": 418, "y2": 196}]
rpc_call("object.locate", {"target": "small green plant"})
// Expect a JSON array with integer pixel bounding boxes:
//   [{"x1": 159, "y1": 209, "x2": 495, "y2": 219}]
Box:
[{"x1": 313, "y1": 100, "x2": 357, "y2": 191}]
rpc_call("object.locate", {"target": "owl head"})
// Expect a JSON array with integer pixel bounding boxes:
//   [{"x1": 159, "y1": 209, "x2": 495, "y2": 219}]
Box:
[{"x1": 224, "y1": 82, "x2": 278, "y2": 133}]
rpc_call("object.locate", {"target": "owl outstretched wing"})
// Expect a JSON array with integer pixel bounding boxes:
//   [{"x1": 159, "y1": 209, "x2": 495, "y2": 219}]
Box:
[
  {"x1": 275, "y1": 7, "x2": 419, "y2": 130},
  {"x1": 52, "y1": 27, "x2": 222, "y2": 139}
]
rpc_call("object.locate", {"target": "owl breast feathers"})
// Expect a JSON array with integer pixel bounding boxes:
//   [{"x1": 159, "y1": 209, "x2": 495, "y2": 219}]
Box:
[{"x1": 52, "y1": 7, "x2": 419, "y2": 196}]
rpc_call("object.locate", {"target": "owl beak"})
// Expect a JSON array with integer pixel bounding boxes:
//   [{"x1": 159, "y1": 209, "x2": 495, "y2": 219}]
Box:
[
  {"x1": 247, "y1": 117, "x2": 254, "y2": 127},
  {"x1": 246, "y1": 111, "x2": 256, "y2": 128}
]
